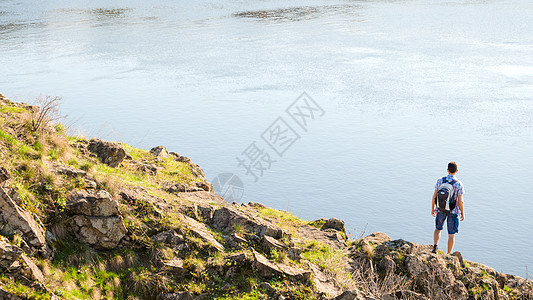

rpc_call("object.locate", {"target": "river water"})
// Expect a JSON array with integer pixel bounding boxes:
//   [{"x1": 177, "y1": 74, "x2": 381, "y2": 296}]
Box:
[{"x1": 1, "y1": 0, "x2": 532, "y2": 276}]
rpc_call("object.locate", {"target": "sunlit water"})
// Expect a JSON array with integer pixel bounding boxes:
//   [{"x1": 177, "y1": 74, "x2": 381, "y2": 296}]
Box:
[{"x1": 1, "y1": 0, "x2": 533, "y2": 276}]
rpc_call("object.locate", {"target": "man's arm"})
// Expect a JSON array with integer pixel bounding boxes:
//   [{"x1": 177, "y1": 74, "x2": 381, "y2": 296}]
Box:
[
  {"x1": 458, "y1": 194, "x2": 465, "y2": 221},
  {"x1": 431, "y1": 189, "x2": 438, "y2": 217}
]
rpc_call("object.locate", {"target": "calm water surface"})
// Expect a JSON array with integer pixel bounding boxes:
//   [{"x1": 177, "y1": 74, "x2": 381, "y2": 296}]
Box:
[{"x1": 1, "y1": 0, "x2": 533, "y2": 276}]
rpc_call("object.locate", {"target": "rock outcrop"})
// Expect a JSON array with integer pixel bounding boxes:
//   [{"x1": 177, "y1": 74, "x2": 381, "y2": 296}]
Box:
[
  {"x1": 88, "y1": 138, "x2": 126, "y2": 167},
  {"x1": 66, "y1": 190, "x2": 126, "y2": 249},
  {"x1": 0, "y1": 236, "x2": 44, "y2": 283},
  {"x1": 150, "y1": 146, "x2": 170, "y2": 158},
  {"x1": 252, "y1": 249, "x2": 312, "y2": 282},
  {"x1": 0, "y1": 187, "x2": 46, "y2": 252}
]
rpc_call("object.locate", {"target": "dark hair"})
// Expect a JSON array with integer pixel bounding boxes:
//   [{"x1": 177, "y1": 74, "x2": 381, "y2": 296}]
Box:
[{"x1": 448, "y1": 161, "x2": 458, "y2": 173}]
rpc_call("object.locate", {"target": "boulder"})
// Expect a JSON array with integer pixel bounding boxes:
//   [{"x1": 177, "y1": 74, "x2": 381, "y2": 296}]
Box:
[
  {"x1": 150, "y1": 146, "x2": 170, "y2": 158},
  {"x1": 0, "y1": 187, "x2": 46, "y2": 250},
  {"x1": 71, "y1": 215, "x2": 127, "y2": 249},
  {"x1": 88, "y1": 138, "x2": 126, "y2": 167},
  {"x1": 66, "y1": 190, "x2": 120, "y2": 217},
  {"x1": 66, "y1": 189, "x2": 126, "y2": 249},
  {"x1": 322, "y1": 217, "x2": 346, "y2": 235}
]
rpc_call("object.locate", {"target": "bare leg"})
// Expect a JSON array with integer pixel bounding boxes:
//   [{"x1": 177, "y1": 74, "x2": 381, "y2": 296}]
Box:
[
  {"x1": 434, "y1": 229, "x2": 441, "y2": 246},
  {"x1": 448, "y1": 234, "x2": 455, "y2": 254}
]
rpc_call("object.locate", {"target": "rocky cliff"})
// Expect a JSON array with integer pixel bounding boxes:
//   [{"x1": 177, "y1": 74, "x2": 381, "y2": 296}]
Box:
[{"x1": 0, "y1": 92, "x2": 532, "y2": 300}]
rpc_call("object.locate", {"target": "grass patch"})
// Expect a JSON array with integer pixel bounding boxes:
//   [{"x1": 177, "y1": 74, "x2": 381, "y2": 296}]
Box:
[{"x1": 0, "y1": 105, "x2": 26, "y2": 114}]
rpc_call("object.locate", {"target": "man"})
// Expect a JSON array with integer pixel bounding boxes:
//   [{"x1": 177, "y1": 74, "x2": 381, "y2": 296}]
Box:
[{"x1": 431, "y1": 161, "x2": 465, "y2": 254}]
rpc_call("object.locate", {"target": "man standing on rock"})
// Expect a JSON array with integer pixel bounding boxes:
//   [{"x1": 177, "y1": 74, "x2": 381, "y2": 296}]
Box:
[{"x1": 431, "y1": 161, "x2": 465, "y2": 254}]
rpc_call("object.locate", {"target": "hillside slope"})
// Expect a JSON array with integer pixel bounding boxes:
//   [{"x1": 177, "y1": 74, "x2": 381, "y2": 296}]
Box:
[{"x1": 0, "y1": 92, "x2": 532, "y2": 300}]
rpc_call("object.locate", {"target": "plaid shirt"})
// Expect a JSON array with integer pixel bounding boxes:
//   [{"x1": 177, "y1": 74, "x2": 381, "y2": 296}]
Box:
[{"x1": 435, "y1": 174, "x2": 465, "y2": 216}]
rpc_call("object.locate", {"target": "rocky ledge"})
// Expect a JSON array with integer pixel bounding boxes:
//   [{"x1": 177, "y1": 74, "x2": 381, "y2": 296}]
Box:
[{"x1": 0, "y1": 92, "x2": 532, "y2": 299}]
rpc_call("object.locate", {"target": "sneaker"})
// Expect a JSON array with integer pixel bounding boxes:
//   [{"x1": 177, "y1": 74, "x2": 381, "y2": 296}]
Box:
[{"x1": 432, "y1": 244, "x2": 438, "y2": 254}]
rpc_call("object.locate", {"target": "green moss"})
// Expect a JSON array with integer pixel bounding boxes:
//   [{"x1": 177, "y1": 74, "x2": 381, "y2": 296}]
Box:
[
  {"x1": 308, "y1": 219, "x2": 326, "y2": 229},
  {"x1": 0, "y1": 105, "x2": 26, "y2": 114}
]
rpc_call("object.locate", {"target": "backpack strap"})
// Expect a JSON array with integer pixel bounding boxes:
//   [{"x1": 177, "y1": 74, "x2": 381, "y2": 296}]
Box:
[{"x1": 442, "y1": 176, "x2": 447, "y2": 184}]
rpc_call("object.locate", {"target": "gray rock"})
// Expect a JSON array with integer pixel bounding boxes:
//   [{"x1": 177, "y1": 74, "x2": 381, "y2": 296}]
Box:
[
  {"x1": 323, "y1": 217, "x2": 346, "y2": 235},
  {"x1": 181, "y1": 215, "x2": 224, "y2": 252},
  {"x1": 136, "y1": 162, "x2": 159, "y2": 175},
  {"x1": 405, "y1": 255, "x2": 430, "y2": 278},
  {"x1": 150, "y1": 146, "x2": 170, "y2": 158},
  {"x1": 0, "y1": 166, "x2": 9, "y2": 183},
  {"x1": 379, "y1": 256, "x2": 396, "y2": 274},
  {"x1": 151, "y1": 230, "x2": 184, "y2": 246},
  {"x1": 0, "y1": 187, "x2": 46, "y2": 250},
  {"x1": 252, "y1": 249, "x2": 311, "y2": 282},
  {"x1": 451, "y1": 251, "x2": 464, "y2": 267},
  {"x1": 226, "y1": 252, "x2": 250, "y2": 265},
  {"x1": 226, "y1": 233, "x2": 248, "y2": 249},
  {"x1": 0, "y1": 236, "x2": 44, "y2": 283},
  {"x1": 248, "y1": 202, "x2": 267, "y2": 208},
  {"x1": 66, "y1": 190, "x2": 120, "y2": 217},
  {"x1": 262, "y1": 235, "x2": 286, "y2": 253},
  {"x1": 211, "y1": 206, "x2": 285, "y2": 239},
  {"x1": 361, "y1": 232, "x2": 391, "y2": 245},
  {"x1": 161, "y1": 257, "x2": 188, "y2": 276},
  {"x1": 53, "y1": 164, "x2": 87, "y2": 178},
  {"x1": 164, "y1": 183, "x2": 203, "y2": 194},
  {"x1": 88, "y1": 138, "x2": 126, "y2": 168},
  {"x1": 195, "y1": 181, "x2": 212, "y2": 192},
  {"x1": 288, "y1": 246, "x2": 302, "y2": 261},
  {"x1": 71, "y1": 215, "x2": 127, "y2": 249}
]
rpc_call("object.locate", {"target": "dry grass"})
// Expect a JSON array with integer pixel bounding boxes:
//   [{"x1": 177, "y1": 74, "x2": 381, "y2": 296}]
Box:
[{"x1": 351, "y1": 259, "x2": 411, "y2": 298}]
